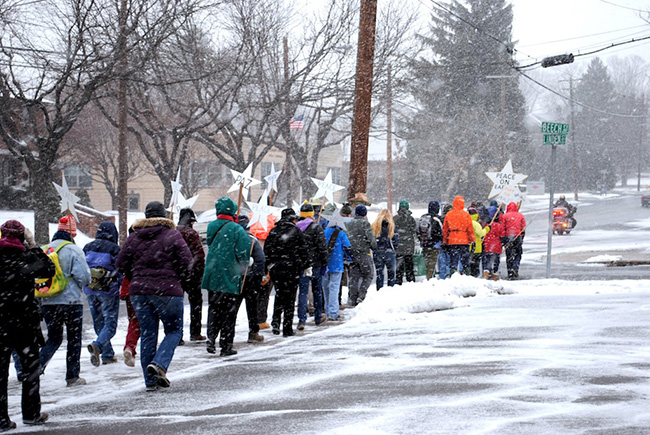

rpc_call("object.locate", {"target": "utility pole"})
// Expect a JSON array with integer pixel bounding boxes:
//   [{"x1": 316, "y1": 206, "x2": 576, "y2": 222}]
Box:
[
  {"x1": 117, "y1": 0, "x2": 128, "y2": 244},
  {"x1": 386, "y1": 66, "x2": 393, "y2": 213},
  {"x1": 569, "y1": 77, "x2": 578, "y2": 201},
  {"x1": 638, "y1": 94, "x2": 646, "y2": 191},
  {"x1": 281, "y1": 36, "x2": 294, "y2": 204},
  {"x1": 348, "y1": 0, "x2": 378, "y2": 203}
]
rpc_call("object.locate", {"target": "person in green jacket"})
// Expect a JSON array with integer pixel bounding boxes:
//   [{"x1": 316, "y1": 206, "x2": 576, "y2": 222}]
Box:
[
  {"x1": 201, "y1": 197, "x2": 251, "y2": 356},
  {"x1": 393, "y1": 199, "x2": 417, "y2": 285}
]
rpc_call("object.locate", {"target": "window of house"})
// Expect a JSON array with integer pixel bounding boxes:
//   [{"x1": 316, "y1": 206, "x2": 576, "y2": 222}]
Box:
[
  {"x1": 63, "y1": 164, "x2": 92, "y2": 189},
  {"x1": 127, "y1": 193, "x2": 140, "y2": 212},
  {"x1": 327, "y1": 167, "x2": 342, "y2": 186}
]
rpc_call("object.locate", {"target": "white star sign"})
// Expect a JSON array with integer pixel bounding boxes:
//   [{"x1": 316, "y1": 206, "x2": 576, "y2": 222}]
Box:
[
  {"x1": 485, "y1": 160, "x2": 528, "y2": 199},
  {"x1": 264, "y1": 163, "x2": 282, "y2": 194},
  {"x1": 324, "y1": 205, "x2": 352, "y2": 229},
  {"x1": 311, "y1": 170, "x2": 345, "y2": 205},
  {"x1": 246, "y1": 190, "x2": 280, "y2": 231},
  {"x1": 228, "y1": 163, "x2": 262, "y2": 200},
  {"x1": 168, "y1": 191, "x2": 199, "y2": 217},
  {"x1": 169, "y1": 167, "x2": 183, "y2": 209},
  {"x1": 53, "y1": 175, "x2": 80, "y2": 222}
]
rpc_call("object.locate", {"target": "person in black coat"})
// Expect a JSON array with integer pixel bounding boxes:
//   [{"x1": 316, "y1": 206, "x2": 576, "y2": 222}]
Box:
[
  {"x1": 263, "y1": 208, "x2": 310, "y2": 337},
  {"x1": 0, "y1": 220, "x2": 54, "y2": 429}
]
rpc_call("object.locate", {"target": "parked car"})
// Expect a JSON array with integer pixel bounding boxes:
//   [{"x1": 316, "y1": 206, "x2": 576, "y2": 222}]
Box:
[{"x1": 642, "y1": 191, "x2": 650, "y2": 208}]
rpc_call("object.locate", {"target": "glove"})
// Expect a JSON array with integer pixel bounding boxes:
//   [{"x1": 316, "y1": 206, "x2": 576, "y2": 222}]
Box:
[
  {"x1": 304, "y1": 267, "x2": 313, "y2": 277},
  {"x1": 261, "y1": 273, "x2": 271, "y2": 285},
  {"x1": 249, "y1": 257, "x2": 254, "y2": 267}
]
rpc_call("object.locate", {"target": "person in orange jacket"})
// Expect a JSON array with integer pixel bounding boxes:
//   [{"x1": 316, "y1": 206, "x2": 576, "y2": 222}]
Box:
[{"x1": 442, "y1": 196, "x2": 475, "y2": 276}]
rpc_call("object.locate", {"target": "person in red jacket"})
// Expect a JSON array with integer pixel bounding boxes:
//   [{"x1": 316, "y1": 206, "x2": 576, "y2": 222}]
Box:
[
  {"x1": 442, "y1": 196, "x2": 475, "y2": 276},
  {"x1": 501, "y1": 202, "x2": 526, "y2": 279},
  {"x1": 482, "y1": 206, "x2": 505, "y2": 280}
]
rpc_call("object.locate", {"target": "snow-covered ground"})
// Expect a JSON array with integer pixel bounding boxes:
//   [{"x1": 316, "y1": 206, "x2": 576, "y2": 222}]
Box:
[{"x1": 2, "y1": 179, "x2": 650, "y2": 433}]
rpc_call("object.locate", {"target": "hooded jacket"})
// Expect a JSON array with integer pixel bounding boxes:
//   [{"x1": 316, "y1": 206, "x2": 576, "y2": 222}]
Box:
[
  {"x1": 393, "y1": 202, "x2": 416, "y2": 255},
  {"x1": 502, "y1": 202, "x2": 526, "y2": 238},
  {"x1": 296, "y1": 217, "x2": 329, "y2": 269},
  {"x1": 264, "y1": 217, "x2": 309, "y2": 271},
  {"x1": 324, "y1": 226, "x2": 352, "y2": 273},
  {"x1": 482, "y1": 217, "x2": 505, "y2": 254},
  {"x1": 83, "y1": 222, "x2": 122, "y2": 296},
  {"x1": 442, "y1": 196, "x2": 475, "y2": 246},
  {"x1": 41, "y1": 233, "x2": 91, "y2": 305},
  {"x1": 116, "y1": 217, "x2": 192, "y2": 297},
  {"x1": 201, "y1": 197, "x2": 251, "y2": 295},
  {"x1": 470, "y1": 213, "x2": 489, "y2": 254}
]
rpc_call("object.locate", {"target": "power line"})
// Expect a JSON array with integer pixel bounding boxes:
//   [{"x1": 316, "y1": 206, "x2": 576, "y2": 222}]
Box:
[
  {"x1": 599, "y1": 0, "x2": 650, "y2": 13},
  {"x1": 516, "y1": 24, "x2": 650, "y2": 49}
]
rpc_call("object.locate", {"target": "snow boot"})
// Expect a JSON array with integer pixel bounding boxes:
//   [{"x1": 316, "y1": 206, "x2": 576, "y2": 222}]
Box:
[
  {"x1": 23, "y1": 413, "x2": 48, "y2": 426},
  {"x1": 220, "y1": 346, "x2": 237, "y2": 357},
  {"x1": 491, "y1": 273, "x2": 499, "y2": 281},
  {"x1": 146, "y1": 363, "x2": 170, "y2": 388},
  {"x1": 482, "y1": 270, "x2": 490, "y2": 279},
  {"x1": 247, "y1": 332, "x2": 264, "y2": 343}
]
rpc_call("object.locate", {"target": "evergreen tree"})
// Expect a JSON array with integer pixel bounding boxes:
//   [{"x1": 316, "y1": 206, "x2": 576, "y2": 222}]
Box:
[
  {"x1": 574, "y1": 58, "x2": 617, "y2": 190},
  {"x1": 401, "y1": 0, "x2": 530, "y2": 202}
]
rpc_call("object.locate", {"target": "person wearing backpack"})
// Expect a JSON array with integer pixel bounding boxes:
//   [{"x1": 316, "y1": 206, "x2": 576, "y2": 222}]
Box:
[
  {"x1": 39, "y1": 215, "x2": 92, "y2": 388},
  {"x1": 323, "y1": 222, "x2": 352, "y2": 321},
  {"x1": 345, "y1": 205, "x2": 376, "y2": 306},
  {"x1": 1, "y1": 220, "x2": 54, "y2": 429},
  {"x1": 84, "y1": 222, "x2": 122, "y2": 367},
  {"x1": 295, "y1": 203, "x2": 328, "y2": 330},
  {"x1": 393, "y1": 200, "x2": 417, "y2": 285},
  {"x1": 116, "y1": 201, "x2": 193, "y2": 391},
  {"x1": 416, "y1": 201, "x2": 443, "y2": 280},
  {"x1": 372, "y1": 209, "x2": 399, "y2": 290}
]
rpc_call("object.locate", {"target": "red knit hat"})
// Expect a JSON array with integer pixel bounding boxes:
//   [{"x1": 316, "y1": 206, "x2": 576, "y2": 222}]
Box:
[
  {"x1": 0, "y1": 219, "x2": 25, "y2": 240},
  {"x1": 58, "y1": 215, "x2": 77, "y2": 237}
]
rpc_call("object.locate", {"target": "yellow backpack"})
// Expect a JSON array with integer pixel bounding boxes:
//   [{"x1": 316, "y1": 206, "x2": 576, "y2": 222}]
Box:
[{"x1": 35, "y1": 241, "x2": 72, "y2": 298}]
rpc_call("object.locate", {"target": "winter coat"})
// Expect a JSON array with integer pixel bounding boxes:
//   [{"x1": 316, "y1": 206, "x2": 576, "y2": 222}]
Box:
[
  {"x1": 0, "y1": 240, "x2": 54, "y2": 347},
  {"x1": 201, "y1": 197, "x2": 251, "y2": 295},
  {"x1": 177, "y1": 224, "x2": 206, "y2": 292},
  {"x1": 264, "y1": 219, "x2": 309, "y2": 272},
  {"x1": 83, "y1": 222, "x2": 122, "y2": 297},
  {"x1": 442, "y1": 196, "x2": 475, "y2": 246},
  {"x1": 238, "y1": 214, "x2": 265, "y2": 278},
  {"x1": 483, "y1": 220, "x2": 505, "y2": 254},
  {"x1": 345, "y1": 216, "x2": 377, "y2": 259},
  {"x1": 393, "y1": 208, "x2": 416, "y2": 255},
  {"x1": 324, "y1": 226, "x2": 352, "y2": 273},
  {"x1": 116, "y1": 217, "x2": 192, "y2": 297},
  {"x1": 41, "y1": 233, "x2": 91, "y2": 306},
  {"x1": 296, "y1": 217, "x2": 328, "y2": 269},
  {"x1": 375, "y1": 221, "x2": 399, "y2": 254},
  {"x1": 502, "y1": 202, "x2": 526, "y2": 238},
  {"x1": 418, "y1": 201, "x2": 443, "y2": 249},
  {"x1": 470, "y1": 213, "x2": 489, "y2": 254}
]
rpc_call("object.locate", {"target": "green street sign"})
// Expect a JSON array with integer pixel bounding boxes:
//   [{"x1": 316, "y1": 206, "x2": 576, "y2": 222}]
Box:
[
  {"x1": 541, "y1": 122, "x2": 569, "y2": 135},
  {"x1": 544, "y1": 134, "x2": 566, "y2": 145}
]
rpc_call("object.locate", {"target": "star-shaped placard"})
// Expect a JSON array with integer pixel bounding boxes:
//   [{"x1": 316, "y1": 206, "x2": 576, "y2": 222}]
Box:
[
  {"x1": 228, "y1": 163, "x2": 262, "y2": 200},
  {"x1": 485, "y1": 160, "x2": 528, "y2": 199},
  {"x1": 311, "y1": 170, "x2": 345, "y2": 205},
  {"x1": 264, "y1": 163, "x2": 282, "y2": 194},
  {"x1": 246, "y1": 190, "x2": 280, "y2": 231},
  {"x1": 169, "y1": 167, "x2": 183, "y2": 210},
  {"x1": 53, "y1": 175, "x2": 80, "y2": 222},
  {"x1": 323, "y1": 205, "x2": 352, "y2": 229},
  {"x1": 168, "y1": 191, "x2": 199, "y2": 218}
]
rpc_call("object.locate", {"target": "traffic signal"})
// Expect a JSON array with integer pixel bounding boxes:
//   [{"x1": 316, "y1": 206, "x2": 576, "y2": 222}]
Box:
[{"x1": 541, "y1": 54, "x2": 574, "y2": 68}]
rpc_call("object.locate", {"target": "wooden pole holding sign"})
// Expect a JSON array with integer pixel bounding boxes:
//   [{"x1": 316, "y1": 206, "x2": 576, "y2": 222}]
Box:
[{"x1": 236, "y1": 183, "x2": 244, "y2": 217}]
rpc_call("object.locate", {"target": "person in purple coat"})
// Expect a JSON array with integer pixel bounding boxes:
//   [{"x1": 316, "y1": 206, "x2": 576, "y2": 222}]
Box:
[{"x1": 116, "y1": 201, "x2": 192, "y2": 391}]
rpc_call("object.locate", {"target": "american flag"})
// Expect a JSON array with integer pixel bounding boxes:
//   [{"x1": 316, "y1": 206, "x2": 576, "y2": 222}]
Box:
[{"x1": 289, "y1": 114, "x2": 304, "y2": 129}]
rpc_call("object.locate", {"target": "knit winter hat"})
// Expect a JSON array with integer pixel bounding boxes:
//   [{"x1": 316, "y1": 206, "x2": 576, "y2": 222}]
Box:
[
  {"x1": 178, "y1": 208, "x2": 197, "y2": 226},
  {"x1": 355, "y1": 204, "x2": 367, "y2": 217},
  {"x1": 300, "y1": 203, "x2": 314, "y2": 218},
  {"x1": 145, "y1": 201, "x2": 167, "y2": 219},
  {"x1": 0, "y1": 219, "x2": 25, "y2": 241},
  {"x1": 340, "y1": 203, "x2": 352, "y2": 216},
  {"x1": 58, "y1": 215, "x2": 77, "y2": 237},
  {"x1": 467, "y1": 207, "x2": 478, "y2": 215},
  {"x1": 399, "y1": 199, "x2": 409, "y2": 210},
  {"x1": 281, "y1": 208, "x2": 297, "y2": 221}
]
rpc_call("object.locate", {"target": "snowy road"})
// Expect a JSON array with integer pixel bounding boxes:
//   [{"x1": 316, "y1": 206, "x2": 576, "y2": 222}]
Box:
[{"x1": 27, "y1": 279, "x2": 650, "y2": 434}]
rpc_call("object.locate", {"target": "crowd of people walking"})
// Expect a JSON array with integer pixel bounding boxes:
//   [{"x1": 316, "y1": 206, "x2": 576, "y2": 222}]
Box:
[{"x1": 0, "y1": 194, "x2": 527, "y2": 430}]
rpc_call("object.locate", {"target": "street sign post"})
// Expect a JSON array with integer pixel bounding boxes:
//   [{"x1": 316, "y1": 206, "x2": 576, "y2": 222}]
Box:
[{"x1": 542, "y1": 121, "x2": 569, "y2": 278}]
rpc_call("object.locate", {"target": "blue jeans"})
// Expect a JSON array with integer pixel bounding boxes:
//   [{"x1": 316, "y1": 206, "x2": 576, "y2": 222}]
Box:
[
  {"x1": 438, "y1": 249, "x2": 450, "y2": 279},
  {"x1": 447, "y1": 245, "x2": 470, "y2": 276},
  {"x1": 86, "y1": 294, "x2": 119, "y2": 361},
  {"x1": 298, "y1": 273, "x2": 323, "y2": 323},
  {"x1": 131, "y1": 295, "x2": 183, "y2": 387},
  {"x1": 323, "y1": 272, "x2": 343, "y2": 319},
  {"x1": 374, "y1": 252, "x2": 396, "y2": 290},
  {"x1": 39, "y1": 304, "x2": 83, "y2": 381}
]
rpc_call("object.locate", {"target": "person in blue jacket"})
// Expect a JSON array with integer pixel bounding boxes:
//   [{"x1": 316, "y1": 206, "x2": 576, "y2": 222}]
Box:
[
  {"x1": 83, "y1": 222, "x2": 122, "y2": 367},
  {"x1": 323, "y1": 224, "x2": 352, "y2": 321}
]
